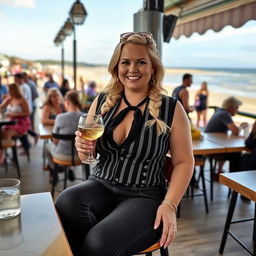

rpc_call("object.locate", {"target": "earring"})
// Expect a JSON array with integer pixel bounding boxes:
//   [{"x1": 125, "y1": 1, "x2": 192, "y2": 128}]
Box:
[{"x1": 150, "y1": 75, "x2": 156, "y2": 86}]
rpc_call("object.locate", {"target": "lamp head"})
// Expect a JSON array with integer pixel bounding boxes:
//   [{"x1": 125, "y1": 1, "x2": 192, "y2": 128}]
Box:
[
  {"x1": 63, "y1": 18, "x2": 74, "y2": 36},
  {"x1": 69, "y1": 0, "x2": 87, "y2": 25}
]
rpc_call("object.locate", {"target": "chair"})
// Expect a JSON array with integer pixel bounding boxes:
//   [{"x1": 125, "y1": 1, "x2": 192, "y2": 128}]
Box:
[
  {"x1": 177, "y1": 156, "x2": 208, "y2": 217},
  {"x1": 136, "y1": 155, "x2": 173, "y2": 256},
  {"x1": 51, "y1": 133, "x2": 90, "y2": 196},
  {"x1": 14, "y1": 133, "x2": 30, "y2": 162},
  {"x1": 0, "y1": 138, "x2": 21, "y2": 177}
]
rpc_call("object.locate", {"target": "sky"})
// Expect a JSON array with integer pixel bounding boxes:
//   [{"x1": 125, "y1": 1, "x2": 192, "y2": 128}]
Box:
[{"x1": 0, "y1": 0, "x2": 256, "y2": 69}]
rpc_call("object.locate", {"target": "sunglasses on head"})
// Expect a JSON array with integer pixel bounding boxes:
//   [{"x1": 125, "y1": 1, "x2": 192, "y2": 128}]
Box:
[{"x1": 120, "y1": 32, "x2": 153, "y2": 42}]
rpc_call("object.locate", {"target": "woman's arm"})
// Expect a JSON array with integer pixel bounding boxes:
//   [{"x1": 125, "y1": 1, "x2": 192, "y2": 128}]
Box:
[
  {"x1": 0, "y1": 96, "x2": 11, "y2": 109},
  {"x1": 41, "y1": 105, "x2": 55, "y2": 125},
  {"x1": 154, "y1": 101, "x2": 194, "y2": 248},
  {"x1": 165, "y1": 102, "x2": 194, "y2": 205}
]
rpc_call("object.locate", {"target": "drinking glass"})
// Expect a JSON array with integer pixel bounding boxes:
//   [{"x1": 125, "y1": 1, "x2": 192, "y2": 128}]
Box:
[
  {"x1": 78, "y1": 114, "x2": 104, "y2": 164},
  {"x1": 0, "y1": 178, "x2": 21, "y2": 219}
]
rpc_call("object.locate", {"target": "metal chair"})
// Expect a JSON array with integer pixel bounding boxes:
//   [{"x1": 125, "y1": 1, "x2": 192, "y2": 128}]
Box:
[{"x1": 0, "y1": 138, "x2": 21, "y2": 177}]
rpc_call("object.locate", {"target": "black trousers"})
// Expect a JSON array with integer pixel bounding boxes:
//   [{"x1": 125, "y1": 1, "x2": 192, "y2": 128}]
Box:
[{"x1": 55, "y1": 176, "x2": 166, "y2": 256}]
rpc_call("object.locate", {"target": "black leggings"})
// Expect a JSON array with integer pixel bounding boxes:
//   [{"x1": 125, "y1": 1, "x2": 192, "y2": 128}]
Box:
[{"x1": 55, "y1": 176, "x2": 166, "y2": 256}]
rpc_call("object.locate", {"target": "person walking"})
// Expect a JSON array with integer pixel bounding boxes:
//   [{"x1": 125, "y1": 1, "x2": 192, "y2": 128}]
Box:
[{"x1": 195, "y1": 81, "x2": 209, "y2": 128}]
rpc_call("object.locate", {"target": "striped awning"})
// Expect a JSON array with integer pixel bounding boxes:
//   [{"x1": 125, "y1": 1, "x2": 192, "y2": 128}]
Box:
[{"x1": 165, "y1": 0, "x2": 256, "y2": 39}]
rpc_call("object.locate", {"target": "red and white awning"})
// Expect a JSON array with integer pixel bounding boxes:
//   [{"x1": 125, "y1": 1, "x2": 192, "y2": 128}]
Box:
[{"x1": 165, "y1": 0, "x2": 256, "y2": 39}]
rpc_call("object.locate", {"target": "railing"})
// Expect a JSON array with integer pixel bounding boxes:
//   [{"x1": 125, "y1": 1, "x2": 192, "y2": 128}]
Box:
[{"x1": 209, "y1": 106, "x2": 256, "y2": 119}]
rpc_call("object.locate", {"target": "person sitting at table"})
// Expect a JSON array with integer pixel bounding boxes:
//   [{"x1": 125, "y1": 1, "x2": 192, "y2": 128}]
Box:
[
  {"x1": 55, "y1": 32, "x2": 194, "y2": 256},
  {"x1": 41, "y1": 88, "x2": 65, "y2": 125},
  {"x1": 0, "y1": 83, "x2": 30, "y2": 163},
  {"x1": 44, "y1": 90, "x2": 83, "y2": 179},
  {"x1": 205, "y1": 96, "x2": 248, "y2": 180}
]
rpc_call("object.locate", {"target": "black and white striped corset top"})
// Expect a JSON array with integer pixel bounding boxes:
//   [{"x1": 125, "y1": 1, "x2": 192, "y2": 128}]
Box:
[{"x1": 92, "y1": 93, "x2": 177, "y2": 187}]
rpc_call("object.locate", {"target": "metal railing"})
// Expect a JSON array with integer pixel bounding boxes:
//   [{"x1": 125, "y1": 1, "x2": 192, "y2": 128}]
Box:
[{"x1": 209, "y1": 106, "x2": 256, "y2": 119}]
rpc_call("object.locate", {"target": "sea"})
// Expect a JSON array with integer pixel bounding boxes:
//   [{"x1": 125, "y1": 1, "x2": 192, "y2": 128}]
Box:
[{"x1": 163, "y1": 67, "x2": 256, "y2": 99}]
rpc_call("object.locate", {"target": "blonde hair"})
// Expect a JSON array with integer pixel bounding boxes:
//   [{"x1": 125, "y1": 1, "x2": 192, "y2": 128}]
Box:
[
  {"x1": 101, "y1": 34, "x2": 168, "y2": 135},
  {"x1": 222, "y1": 96, "x2": 242, "y2": 110},
  {"x1": 43, "y1": 88, "x2": 63, "y2": 107},
  {"x1": 8, "y1": 83, "x2": 23, "y2": 98}
]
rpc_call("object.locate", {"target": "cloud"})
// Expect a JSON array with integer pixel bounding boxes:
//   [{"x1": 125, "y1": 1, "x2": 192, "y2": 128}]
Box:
[{"x1": 0, "y1": 0, "x2": 35, "y2": 8}]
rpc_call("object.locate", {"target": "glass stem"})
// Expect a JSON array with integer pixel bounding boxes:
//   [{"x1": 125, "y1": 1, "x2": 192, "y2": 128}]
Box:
[{"x1": 87, "y1": 149, "x2": 94, "y2": 161}]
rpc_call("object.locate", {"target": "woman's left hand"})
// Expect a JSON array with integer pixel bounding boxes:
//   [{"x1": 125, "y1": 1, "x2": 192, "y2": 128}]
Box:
[{"x1": 154, "y1": 204, "x2": 177, "y2": 248}]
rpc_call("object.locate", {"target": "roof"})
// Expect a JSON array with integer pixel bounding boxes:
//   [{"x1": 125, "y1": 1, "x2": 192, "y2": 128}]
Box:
[{"x1": 164, "y1": 0, "x2": 256, "y2": 39}]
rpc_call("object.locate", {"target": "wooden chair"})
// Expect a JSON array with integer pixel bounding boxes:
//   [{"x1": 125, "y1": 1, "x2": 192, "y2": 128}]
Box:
[
  {"x1": 136, "y1": 155, "x2": 173, "y2": 256},
  {"x1": 51, "y1": 133, "x2": 90, "y2": 196},
  {"x1": 0, "y1": 138, "x2": 21, "y2": 177}
]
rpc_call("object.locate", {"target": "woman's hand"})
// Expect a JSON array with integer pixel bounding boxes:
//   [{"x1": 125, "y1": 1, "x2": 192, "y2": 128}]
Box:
[
  {"x1": 5, "y1": 111, "x2": 15, "y2": 118},
  {"x1": 239, "y1": 122, "x2": 249, "y2": 129},
  {"x1": 154, "y1": 204, "x2": 177, "y2": 248},
  {"x1": 75, "y1": 130, "x2": 96, "y2": 161}
]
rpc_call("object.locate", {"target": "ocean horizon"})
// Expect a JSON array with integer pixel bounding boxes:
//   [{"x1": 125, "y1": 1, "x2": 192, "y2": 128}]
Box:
[{"x1": 163, "y1": 67, "x2": 256, "y2": 99}]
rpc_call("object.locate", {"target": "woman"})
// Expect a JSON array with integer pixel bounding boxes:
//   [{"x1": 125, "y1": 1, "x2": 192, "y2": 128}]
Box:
[
  {"x1": 41, "y1": 88, "x2": 65, "y2": 125},
  {"x1": 56, "y1": 32, "x2": 194, "y2": 255},
  {"x1": 0, "y1": 83, "x2": 30, "y2": 163},
  {"x1": 195, "y1": 81, "x2": 209, "y2": 128},
  {"x1": 45, "y1": 90, "x2": 83, "y2": 173}
]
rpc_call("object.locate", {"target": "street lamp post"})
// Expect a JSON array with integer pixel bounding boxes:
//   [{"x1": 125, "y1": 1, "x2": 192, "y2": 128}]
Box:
[
  {"x1": 54, "y1": 28, "x2": 66, "y2": 79},
  {"x1": 69, "y1": 0, "x2": 87, "y2": 90}
]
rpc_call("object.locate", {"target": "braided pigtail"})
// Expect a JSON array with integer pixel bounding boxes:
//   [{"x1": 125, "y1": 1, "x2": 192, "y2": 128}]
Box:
[
  {"x1": 145, "y1": 86, "x2": 170, "y2": 136},
  {"x1": 100, "y1": 77, "x2": 123, "y2": 115}
]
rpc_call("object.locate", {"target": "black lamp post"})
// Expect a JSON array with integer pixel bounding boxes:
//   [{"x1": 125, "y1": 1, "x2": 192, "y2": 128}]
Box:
[
  {"x1": 54, "y1": 28, "x2": 66, "y2": 80},
  {"x1": 69, "y1": 0, "x2": 87, "y2": 90}
]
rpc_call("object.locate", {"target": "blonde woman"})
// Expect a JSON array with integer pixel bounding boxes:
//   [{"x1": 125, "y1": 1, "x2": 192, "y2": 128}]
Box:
[
  {"x1": 56, "y1": 32, "x2": 194, "y2": 255},
  {"x1": 41, "y1": 88, "x2": 65, "y2": 125},
  {"x1": 0, "y1": 83, "x2": 30, "y2": 163}
]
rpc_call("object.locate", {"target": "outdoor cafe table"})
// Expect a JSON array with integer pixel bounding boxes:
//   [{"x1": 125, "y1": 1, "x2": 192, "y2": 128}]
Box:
[
  {"x1": 0, "y1": 192, "x2": 73, "y2": 256},
  {"x1": 203, "y1": 132, "x2": 247, "y2": 153},
  {"x1": 219, "y1": 171, "x2": 256, "y2": 255},
  {"x1": 39, "y1": 123, "x2": 53, "y2": 140}
]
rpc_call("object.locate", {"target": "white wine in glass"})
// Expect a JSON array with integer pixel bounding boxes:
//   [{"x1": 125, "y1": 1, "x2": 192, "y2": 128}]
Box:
[{"x1": 78, "y1": 114, "x2": 104, "y2": 164}]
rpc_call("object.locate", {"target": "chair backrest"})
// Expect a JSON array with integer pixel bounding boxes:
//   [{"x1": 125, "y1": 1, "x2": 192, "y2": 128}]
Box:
[
  {"x1": 52, "y1": 133, "x2": 76, "y2": 165},
  {"x1": 164, "y1": 155, "x2": 174, "y2": 182}
]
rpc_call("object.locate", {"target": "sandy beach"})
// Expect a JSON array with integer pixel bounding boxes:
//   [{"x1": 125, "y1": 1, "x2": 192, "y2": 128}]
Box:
[{"x1": 44, "y1": 65, "x2": 256, "y2": 125}]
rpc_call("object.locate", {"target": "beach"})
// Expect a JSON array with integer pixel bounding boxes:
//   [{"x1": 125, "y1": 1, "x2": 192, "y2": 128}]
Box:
[{"x1": 44, "y1": 64, "x2": 256, "y2": 125}]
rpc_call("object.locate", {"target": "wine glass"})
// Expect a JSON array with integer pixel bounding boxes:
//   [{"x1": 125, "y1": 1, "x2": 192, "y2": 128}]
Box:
[{"x1": 78, "y1": 114, "x2": 104, "y2": 164}]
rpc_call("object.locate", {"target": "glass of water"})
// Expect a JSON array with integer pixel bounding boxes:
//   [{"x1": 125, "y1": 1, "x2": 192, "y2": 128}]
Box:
[{"x1": 0, "y1": 178, "x2": 21, "y2": 219}]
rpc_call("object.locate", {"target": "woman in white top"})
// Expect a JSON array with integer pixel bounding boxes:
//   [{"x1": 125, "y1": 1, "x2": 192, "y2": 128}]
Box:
[{"x1": 45, "y1": 90, "x2": 83, "y2": 171}]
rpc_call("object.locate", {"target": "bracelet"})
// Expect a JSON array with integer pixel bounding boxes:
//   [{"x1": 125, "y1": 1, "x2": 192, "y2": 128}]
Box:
[{"x1": 161, "y1": 199, "x2": 177, "y2": 213}]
